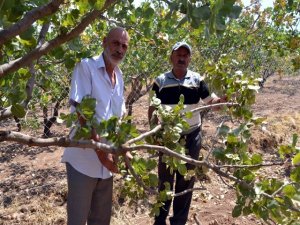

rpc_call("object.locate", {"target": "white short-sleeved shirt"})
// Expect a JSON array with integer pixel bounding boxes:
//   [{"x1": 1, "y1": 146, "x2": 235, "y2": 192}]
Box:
[{"x1": 61, "y1": 54, "x2": 126, "y2": 179}]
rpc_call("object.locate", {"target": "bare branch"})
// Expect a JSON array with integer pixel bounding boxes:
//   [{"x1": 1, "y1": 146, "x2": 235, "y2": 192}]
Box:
[
  {"x1": 188, "y1": 102, "x2": 239, "y2": 115},
  {"x1": 0, "y1": 130, "x2": 120, "y2": 153},
  {"x1": 260, "y1": 183, "x2": 300, "y2": 213},
  {"x1": 215, "y1": 161, "x2": 284, "y2": 169},
  {"x1": 0, "y1": 0, "x2": 64, "y2": 46},
  {"x1": 125, "y1": 124, "x2": 162, "y2": 145},
  {"x1": 271, "y1": 182, "x2": 298, "y2": 197},
  {"x1": 126, "y1": 144, "x2": 207, "y2": 167},
  {"x1": 0, "y1": 0, "x2": 117, "y2": 78},
  {"x1": 193, "y1": 213, "x2": 202, "y2": 225},
  {"x1": 172, "y1": 187, "x2": 206, "y2": 197}
]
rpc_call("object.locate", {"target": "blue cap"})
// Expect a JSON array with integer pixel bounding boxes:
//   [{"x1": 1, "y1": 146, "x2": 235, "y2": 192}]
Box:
[{"x1": 172, "y1": 41, "x2": 192, "y2": 54}]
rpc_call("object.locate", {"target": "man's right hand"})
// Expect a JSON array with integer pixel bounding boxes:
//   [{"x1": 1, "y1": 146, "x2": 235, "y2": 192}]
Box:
[
  {"x1": 92, "y1": 128, "x2": 118, "y2": 173},
  {"x1": 96, "y1": 151, "x2": 119, "y2": 173}
]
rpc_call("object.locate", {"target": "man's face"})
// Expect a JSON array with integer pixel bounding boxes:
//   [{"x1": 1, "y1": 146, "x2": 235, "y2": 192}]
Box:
[
  {"x1": 170, "y1": 47, "x2": 191, "y2": 71},
  {"x1": 103, "y1": 29, "x2": 129, "y2": 66}
]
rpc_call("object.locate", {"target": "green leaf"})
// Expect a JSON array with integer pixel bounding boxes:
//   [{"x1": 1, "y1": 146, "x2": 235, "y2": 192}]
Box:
[
  {"x1": 292, "y1": 133, "x2": 298, "y2": 147},
  {"x1": 144, "y1": 7, "x2": 155, "y2": 19},
  {"x1": 192, "y1": 5, "x2": 211, "y2": 20},
  {"x1": 229, "y1": 5, "x2": 242, "y2": 19},
  {"x1": 292, "y1": 152, "x2": 300, "y2": 166},
  {"x1": 227, "y1": 134, "x2": 238, "y2": 144},
  {"x1": 251, "y1": 154, "x2": 263, "y2": 165},
  {"x1": 212, "y1": 147, "x2": 225, "y2": 160},
  {"x1": 19, "y1": 25, "x2": 35, "y2": 40},
  {"x1": 52, "y1": 46, "x2": 65, "y2": 59},
  {"x1": 217, "y1": 124, "x2": 230, "y2": 136},
  {"x1": 232, "y1": 204, "x2": 242, "y2": 217},
  {"x1": 11, "y1": 103, "x2": 26, "y2": 118},
  {"x1": 290, "y1": 167, "x2": 300, "y2": 182},
  {"x1": 1, "y1": 0, "x2": 15, "y2": 11},
  {"x1": 177, "y1": 163, "x2": 187, "y2": 175},
  {"x1": 148, "y1": 173, "x2": 158, "y2": 187},
  {"x1": 185, "y1": 111, "x2": 193, "y2": 119},
  {"x1": 65, "y1": 57, "x2": 76, "y2": 69},
  {"x1": 88, "y1": 0, "x2": 105, "y2": 9},
  {"x1": 251, "y1": 117, "x2": 266, "y2": 125},
  {"x1": 77, "y1": 97, "x2": 96, "y2": 121},
  {"x1": 258, "y1": 207, "x2": 269, "y2": 220},
  {"x1": 278, "y1": 145, "x2": 294, "y2": 158},
  {"x1": 242, "y1": 206, "x2": 252, "y2": 216},
  {"x1": 282, "y1": 184, "x2": 296, "y2": 198}
]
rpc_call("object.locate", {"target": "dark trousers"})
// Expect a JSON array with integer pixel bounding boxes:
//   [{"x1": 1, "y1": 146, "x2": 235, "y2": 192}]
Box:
[
  {"x1": 66, "y1": 163, "x2": 113, "y2": 225},
  {"x1": 154, "y1": 128, "x2": 202, "y2": 225}
]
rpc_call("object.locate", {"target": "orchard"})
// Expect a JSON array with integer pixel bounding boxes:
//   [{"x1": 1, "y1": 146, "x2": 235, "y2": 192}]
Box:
[{"x1": 0, "y1": 0, "x2": 300, "y2": 224}]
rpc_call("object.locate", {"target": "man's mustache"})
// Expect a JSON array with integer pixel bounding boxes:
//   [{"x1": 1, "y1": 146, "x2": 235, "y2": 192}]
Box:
[
  {"x1": 177, "y1": 60, "x2": 185, "y2": 64},
  {"x1": 112, "y1": 52, "x2": 123, "y2": 59}
]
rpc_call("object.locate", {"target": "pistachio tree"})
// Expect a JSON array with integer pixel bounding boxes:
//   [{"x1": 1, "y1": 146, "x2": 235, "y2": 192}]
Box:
[{"x1": 1, "y1": 0, "x2": 300, "y2": 224}]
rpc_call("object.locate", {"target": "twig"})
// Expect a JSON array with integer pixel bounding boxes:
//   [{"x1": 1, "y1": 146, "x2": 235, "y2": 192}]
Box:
[
  {"x1": 124, "y1": 156, "x2": 157, "y2": 194},
  {"x1": 125, "y1": 124, "x2": 162, "y2": 145},
  {"x1": 215, "y1": 161, "x2": 284, "y2": 169},
  {"x1": 172, "y1": 187, "x2": 206, "y2": 197},
  {"x1": 193, "y1": 213, "x2": 202, "y2": 225},
  {"x1": 187, "y1": 102, "x2": 239, "y2": 115}
]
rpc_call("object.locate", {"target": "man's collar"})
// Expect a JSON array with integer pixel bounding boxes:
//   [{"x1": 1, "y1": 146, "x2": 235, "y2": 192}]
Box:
[
  {"x1": 93, "y1": 54, "x2": 105, "y2": 69},
  {"x1": 167, "y1": 69, "x2": 191, "y2": 79},
  {"x1": 93, "y1": 53, "x2": 122, "y2": 75}
]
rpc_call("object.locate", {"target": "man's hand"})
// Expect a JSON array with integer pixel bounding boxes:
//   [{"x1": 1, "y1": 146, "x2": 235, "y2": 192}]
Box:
[
  {"x1": 211, "y1": 95, "x2": 227, "y2": 111},
  {"x1": 96, "y1": 151, "x2": 119, "y2": 173},
  {"x1": 92, "y1": 128, "x2": 119, "y2": 173}
]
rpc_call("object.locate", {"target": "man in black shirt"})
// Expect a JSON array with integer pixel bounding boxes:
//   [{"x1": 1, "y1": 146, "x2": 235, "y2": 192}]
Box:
[{"x1": 148, "y1": 42, "x2": 225, "y2": 225}]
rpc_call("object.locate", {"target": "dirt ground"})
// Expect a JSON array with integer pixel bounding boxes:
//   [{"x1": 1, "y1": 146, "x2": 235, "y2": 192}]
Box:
[{"x1": 0, "y1": 73, "x2": 300, "y2": 225}]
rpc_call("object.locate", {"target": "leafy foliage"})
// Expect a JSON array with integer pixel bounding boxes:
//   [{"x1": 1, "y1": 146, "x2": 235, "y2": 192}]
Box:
[{"x1": 1, "y1": 0, "x2": 300, "y2": 223}]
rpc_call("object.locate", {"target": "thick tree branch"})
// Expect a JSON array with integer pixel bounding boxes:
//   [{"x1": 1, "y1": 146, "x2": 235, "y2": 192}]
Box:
[
  {"x1": 0, "y1": 0, "x2": 117, "y2": 78},
  {"x1": 2, "y1": 130, "x2": 300, "y2": 213},
  {"x1": 0, "y1": 0, "x2": 64, "y2": 46},
  {"x1": 0, "y1": 130, "x2": 119, "y2": 153}
]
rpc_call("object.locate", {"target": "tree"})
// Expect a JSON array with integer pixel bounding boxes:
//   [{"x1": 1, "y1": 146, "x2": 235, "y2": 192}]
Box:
[{"x1": 1, "y1": 0, "x2": 300, "y2": 224}]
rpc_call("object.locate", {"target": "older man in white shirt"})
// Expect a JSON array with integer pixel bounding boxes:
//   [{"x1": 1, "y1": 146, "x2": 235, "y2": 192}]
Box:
[{"x1": 62, "y1": 27, "x2": 130, "y2": 225}]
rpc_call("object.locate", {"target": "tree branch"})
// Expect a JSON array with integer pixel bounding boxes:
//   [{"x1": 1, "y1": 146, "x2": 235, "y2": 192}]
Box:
[
  {"x1": 215, "y1": 161, "x2": 284, "y2": 168},
  {"x1": 0, "y1": 130, "x2": 120, "y2": 153},
  {"x1": 124, "y1": 156, "x2": 158, "y2": 194},
  {"x1": 125, "y1": 124, "x2": 162, "y2": 145},
  {"x1": 172, "y1": 187, "x2": 206, "y2": 197},
  {"x1": 0, "y1": 0, "x2": 117, "y2": 78},
  {"x1": 3, "y1": 130, "x2": 300, "y2": 214},
  {"x1": 188, "y1": 102, "x2": 239, "y2": 115},
  {"x1": 0, "y1": 0, "x2": 64, "y2": 46}
]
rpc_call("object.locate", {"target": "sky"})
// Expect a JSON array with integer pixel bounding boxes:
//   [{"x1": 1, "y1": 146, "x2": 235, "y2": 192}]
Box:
[{"x1": 243, "y1": 0, "x2": 274, "y2": 8}]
